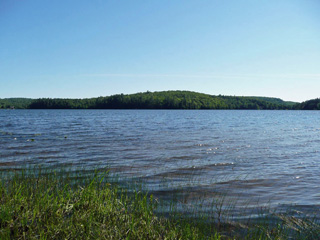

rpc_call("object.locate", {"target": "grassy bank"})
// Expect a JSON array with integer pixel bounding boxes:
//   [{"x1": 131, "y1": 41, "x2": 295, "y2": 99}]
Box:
[
  {"x1": 1, "y1": 167, "x2": 320, "y2": 239},
  {"x1": 0, "y1": 168, "x2": 220, "y2": 239}
]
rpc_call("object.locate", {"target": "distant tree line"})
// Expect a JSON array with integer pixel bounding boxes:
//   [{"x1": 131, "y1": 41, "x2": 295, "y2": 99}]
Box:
[
  {"x1": 6, "y1": 91, "x2": 320, "y2": 110},
  {"x1": 0, "y1": 98, "x2": 33, "y2": 109},
  {"x1": 296, "y1": 98, "x2": 320, "y2": 110},
  {"x1": 26, "y1": 91, "x2": 296, "y2": 110}
]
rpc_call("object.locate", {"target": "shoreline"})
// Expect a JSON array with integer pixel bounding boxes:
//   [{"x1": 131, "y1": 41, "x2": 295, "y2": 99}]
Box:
[{"x1": 1, "y1": 167, "x2": 319, "y2": 239}]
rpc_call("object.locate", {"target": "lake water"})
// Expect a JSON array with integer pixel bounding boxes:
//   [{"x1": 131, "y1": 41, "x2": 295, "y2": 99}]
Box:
[{"x1": 1, "y1": 110, "x2": 320, "y2": 217}]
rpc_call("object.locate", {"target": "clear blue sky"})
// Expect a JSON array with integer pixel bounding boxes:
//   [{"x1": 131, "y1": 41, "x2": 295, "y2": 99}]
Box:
[{"x1": 1, "y1": 0, "x2": 319, "y2": 102}]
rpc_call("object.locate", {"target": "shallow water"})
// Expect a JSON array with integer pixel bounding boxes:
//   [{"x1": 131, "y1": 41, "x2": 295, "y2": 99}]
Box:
[{"x1": 1, "y1": 110, "x2": 320, "y2": 215}]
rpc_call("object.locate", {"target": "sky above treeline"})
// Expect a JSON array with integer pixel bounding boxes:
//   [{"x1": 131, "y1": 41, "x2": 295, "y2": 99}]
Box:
[{"x1": 1, "y1": 0, "x2": 319, "y2": 102}]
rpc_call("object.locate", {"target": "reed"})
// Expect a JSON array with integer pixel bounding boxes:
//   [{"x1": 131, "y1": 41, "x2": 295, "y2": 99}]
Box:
[{"x1": 0, "y1": 167, "x2": 220, "y2": 239}]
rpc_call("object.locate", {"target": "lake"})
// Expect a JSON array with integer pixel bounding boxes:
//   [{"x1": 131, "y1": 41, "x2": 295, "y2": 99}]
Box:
[{"x1": 1, "y1": 110, "x2": 320, "y2": 217}]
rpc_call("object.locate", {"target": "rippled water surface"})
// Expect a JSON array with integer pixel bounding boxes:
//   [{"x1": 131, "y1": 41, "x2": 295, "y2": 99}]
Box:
[{"x1": 1, "y1": 110, "x2": 320, "y2": 213}]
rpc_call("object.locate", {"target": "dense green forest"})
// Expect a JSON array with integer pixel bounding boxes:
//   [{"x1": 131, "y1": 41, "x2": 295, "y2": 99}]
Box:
[
  {"x1": 1, "y1": 91, "x2": 300, "y2": 110},
  {"x1": 0, "y1": 98, "x2": 34, "y2": 109},
  {"x1": 1, "y1": 91, "x2": 297, "y2": 110},
  {"x1": 296, "y1": 98, "x2": 320, "y2": 110},
  {"x1": 9, "y1": 91, "x2": 320, "y2": 110}
]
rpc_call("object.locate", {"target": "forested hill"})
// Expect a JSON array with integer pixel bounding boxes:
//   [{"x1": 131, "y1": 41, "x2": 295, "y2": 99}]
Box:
[
  {"x1": 296, "y1": 98, "x2": 320, "y2": 110},
  {"x1": 26, "y1": 91, "x2": 296, "y2": 110}
]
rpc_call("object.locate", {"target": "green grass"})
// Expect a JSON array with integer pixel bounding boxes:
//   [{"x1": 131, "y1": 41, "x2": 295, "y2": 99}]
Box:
[
  {"x1": 0, "y1": 168, "x2": 221, "y2": 239},
  {"x1": 1, "y1": 167, "x2": 320, "y2": 239}
]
